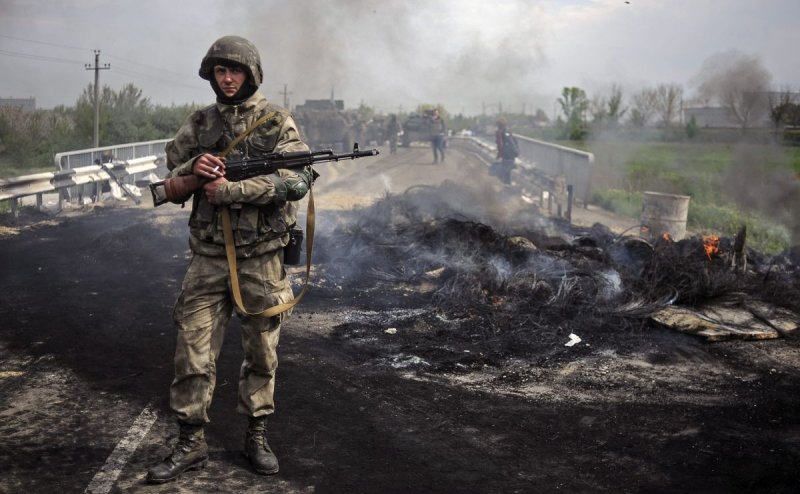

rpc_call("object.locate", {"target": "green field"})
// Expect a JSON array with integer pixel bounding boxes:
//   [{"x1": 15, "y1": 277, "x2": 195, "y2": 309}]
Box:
[
  {"x1": 0, "y1": 161, "x2": 52, "y2": 178},
  {"x1": 579, "y1": 140, "x2": 800, "y2": 253}
]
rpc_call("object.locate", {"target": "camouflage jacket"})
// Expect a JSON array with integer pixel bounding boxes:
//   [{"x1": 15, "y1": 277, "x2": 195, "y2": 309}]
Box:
[{"x1": 165, "y1": 91, "x2": 309, "y2": 258}]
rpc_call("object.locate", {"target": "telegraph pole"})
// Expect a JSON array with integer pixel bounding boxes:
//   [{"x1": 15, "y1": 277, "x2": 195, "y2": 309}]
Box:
[
  {"x1": 85, "y1": 50, "x2": 110, "y2": 148},
  {"x1": 279, "y1": 83, "x2": 292, "y2": 108}
]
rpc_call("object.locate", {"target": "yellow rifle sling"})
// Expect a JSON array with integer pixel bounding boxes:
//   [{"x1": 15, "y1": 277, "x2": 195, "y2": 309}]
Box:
[{"x1": 218, "y1": 111, "x2": 314, "y2": 317}]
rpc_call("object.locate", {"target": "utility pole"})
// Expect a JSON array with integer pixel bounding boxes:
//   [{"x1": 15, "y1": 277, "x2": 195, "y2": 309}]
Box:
[
  {"x1": 85, "y1": 50, "x2": 110, "y2": 148},
  {"x1": 279, "y1": 83, "x2": 292, "y2": 109}
]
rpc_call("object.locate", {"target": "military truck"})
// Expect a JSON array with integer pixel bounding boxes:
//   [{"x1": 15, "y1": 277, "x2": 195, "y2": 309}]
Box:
[
  {"x1": 292, "y1": 99, "x2": 358, "y2": 152},
  {"x1": 363, "y1": 116, "x2": 386, "y2": 146},
  {"x1": 400, "y1": 109, "x2": 434, "y2": 147}
]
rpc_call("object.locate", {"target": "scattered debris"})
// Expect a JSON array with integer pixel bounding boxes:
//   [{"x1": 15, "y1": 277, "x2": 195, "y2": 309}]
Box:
[
  {"x1": 317, "y1": 182, "x2": 800, "y2": 352},
  {"x1": 652, "y1": 301, "x2": 798, "y2": 342},
  {"x1": 565, "y1": 333, "x2": 582, "y2": 347}
]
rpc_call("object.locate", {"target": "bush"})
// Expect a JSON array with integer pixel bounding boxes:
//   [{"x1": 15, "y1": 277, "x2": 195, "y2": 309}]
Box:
[{"x1": 688, "y1": 202, "x2": 790, "y2": 254}]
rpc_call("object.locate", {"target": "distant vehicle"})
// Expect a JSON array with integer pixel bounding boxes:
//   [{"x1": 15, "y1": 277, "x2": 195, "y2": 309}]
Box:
[
  {"x1": 400, "y1": 110, "x2": 435, "y2": 147},
  {"x1": 363, "y1": 116, "x2": 387, "y2": 146},
  {"x1": 293, "y1": 99, "x2": 358, "y2": 152}
]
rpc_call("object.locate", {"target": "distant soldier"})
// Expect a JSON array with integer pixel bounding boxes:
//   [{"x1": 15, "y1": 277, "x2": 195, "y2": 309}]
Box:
[
  {"x1": 494, "y1": 118, "x2": 519, "y2": 185},
  {"x1": 430, "y1": 109, "x2": 446, "y2": 163},
  {"x1": 386, "y1": 114, "x2": 400, "y2": 154}
]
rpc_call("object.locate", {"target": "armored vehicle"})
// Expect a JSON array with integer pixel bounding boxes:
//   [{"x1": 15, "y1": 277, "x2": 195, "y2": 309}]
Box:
[
  {"x1": 293, "y1": 99, "x2": 358, "y2": 152},
  {"x1": 400, "y1": 110, "x2": 434, "y2": 147}
]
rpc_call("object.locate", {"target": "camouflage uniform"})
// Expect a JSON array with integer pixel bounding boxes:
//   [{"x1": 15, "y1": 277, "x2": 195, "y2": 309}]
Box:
[
  {"x1": 164, "y1": 41, "x2": 309, "y2": 426},
  {"x1": 147, "y1": 35, "x2": 308, "y2": 484}
]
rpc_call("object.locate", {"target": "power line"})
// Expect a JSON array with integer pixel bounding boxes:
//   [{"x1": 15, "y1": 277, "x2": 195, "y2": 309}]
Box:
[
  {"x1": 0, "y1": 33, "x2": 90, "y2": 52},
  {"x1": 0, "y1": 49, "x2": 205, "y2": 91},
  {"x1": 0, "y1": 33, "x2": 188, "y2": 80},
  {"x1": 104, "y1": 53, "x2": 187, "y2": 80},
  {"x1": 112, "y1": 66, "x2": 207, "y2": 91},
  {"x1": 0, "y1": 48, "x2": 85, "y2": 64}
]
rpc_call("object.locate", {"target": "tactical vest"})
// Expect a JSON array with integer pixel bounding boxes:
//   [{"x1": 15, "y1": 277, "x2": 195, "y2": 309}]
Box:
[{"x1": 166, "y1": 92, "x2": 300, "y2": 258}]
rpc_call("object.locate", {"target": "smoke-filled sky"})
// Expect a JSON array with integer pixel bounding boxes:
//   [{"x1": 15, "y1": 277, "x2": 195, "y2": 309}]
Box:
[{"x1": 1, "y1": 0, "x2": 798, "y2": 115}]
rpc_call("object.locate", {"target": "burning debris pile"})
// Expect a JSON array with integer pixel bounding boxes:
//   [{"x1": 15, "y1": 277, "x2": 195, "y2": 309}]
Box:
[{"x1": 313, "y1": 182, "x2": 799, "y2": 353}]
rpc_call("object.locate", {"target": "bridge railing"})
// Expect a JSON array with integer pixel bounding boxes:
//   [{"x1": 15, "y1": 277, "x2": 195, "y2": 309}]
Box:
[
  {"x1": 449, "y1": 134, "x2": 594, "y2": 221},
  {"x1": 515, "y1": 135, "x2": 594, "y2": 206},
  {"x1": 1, "y1": 139, "x2": 170, "y2": 215},
  {"x1": 0, "y1": 156, "x2": 160, "y2": 214},
  {"x1": 53, "y1": 139, "x2": 170, "y2": 171}
]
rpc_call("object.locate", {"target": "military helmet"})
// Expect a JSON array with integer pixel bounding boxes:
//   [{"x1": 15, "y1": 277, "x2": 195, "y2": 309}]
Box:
[{"x1": 199, "y1": 36, "x2": 263, "y2": 87}]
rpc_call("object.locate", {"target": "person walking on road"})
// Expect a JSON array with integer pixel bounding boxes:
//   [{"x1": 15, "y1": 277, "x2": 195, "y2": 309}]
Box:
[
  {"x1": 494, "y1": 118, "x2": 519, "y2": 185},
  {"x1": 146, "y1": 35, "x2": 314, "y2": 484},
  {"x1": 386, "y1": 114, "x2": 400, "y2": 155},
  {"x1": 430, "y1": 109, "x2": 446, "y2": 163}
]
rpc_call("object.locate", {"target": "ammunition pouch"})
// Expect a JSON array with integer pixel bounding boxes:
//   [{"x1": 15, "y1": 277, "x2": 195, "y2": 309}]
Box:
[{"x1": 283, "y1": 226, "x2": 304, "y2": 265}]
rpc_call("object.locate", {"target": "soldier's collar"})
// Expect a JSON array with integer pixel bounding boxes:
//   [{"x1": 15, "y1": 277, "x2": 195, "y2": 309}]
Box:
[{"x1": 216, "y1": 91, "x2": 264, "y2": 116}]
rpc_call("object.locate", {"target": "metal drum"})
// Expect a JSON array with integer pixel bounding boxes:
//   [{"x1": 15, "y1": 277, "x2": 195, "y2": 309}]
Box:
[{"x1": 640, "y1": 191, "x2": 691, "y2": 240}]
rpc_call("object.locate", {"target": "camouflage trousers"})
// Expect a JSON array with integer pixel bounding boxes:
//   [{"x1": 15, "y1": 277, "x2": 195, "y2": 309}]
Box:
[{"x1": 169, "y1": 250, "x2": 293, "y2": 425}]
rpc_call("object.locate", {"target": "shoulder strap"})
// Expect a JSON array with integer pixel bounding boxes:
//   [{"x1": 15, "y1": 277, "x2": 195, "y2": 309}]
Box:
[
  {"x1": 218, "y1": 110, "x2": 314, "y2": 317},
  {"x1": 222, "y1": 191, "x2": 314, "y2": 317},
  {"x1": 220, "y1": 111, "x2": 277, "y2": 157}
]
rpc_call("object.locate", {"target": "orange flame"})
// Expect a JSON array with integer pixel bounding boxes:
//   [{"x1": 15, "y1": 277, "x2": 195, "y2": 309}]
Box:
[{"x1": 702, "y1": 234, "x2": 720, "y2": 259}]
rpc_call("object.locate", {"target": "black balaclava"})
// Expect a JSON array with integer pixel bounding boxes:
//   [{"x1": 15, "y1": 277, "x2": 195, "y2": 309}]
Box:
[{"x1": 208, "y1": 60, "x2": 259, "y2": 105}]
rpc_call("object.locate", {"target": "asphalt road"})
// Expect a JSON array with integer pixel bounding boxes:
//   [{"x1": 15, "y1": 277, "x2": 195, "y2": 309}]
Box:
[{"x1": 2, "y1": 141, "x2": 799, "y2": 494}]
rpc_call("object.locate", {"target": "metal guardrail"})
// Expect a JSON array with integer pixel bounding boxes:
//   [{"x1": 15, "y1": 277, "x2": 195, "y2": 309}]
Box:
[
  {"x1": 0, "y1": 139, "x2": 170, "y2": 215},
  {"x1": 449, "y1": 135, "x2": 593, "y2": 221},
  {"x1": 515, "y1": 135, "x2": 594, "y2": 205},
  {"x1": 1, "y1": 156, "x2": 159, "y2": 213},
  {"x1": 54, "y1": 139, "x2": 170, "y2": 171}
]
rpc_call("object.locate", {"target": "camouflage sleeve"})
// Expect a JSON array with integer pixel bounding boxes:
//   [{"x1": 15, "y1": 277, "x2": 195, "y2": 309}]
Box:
[
  {"x1": 165, "y1": 113, "x2": 202, "y2": 178},
  {"x1": 215, "y1": 115, "x2": 312, "y2": 205},
  {"x1": 273, "y1": 115, "x2": 309, "y2": 154}
]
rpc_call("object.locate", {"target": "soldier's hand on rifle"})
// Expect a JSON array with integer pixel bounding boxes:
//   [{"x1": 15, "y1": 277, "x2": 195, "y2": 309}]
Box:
[
  {"x1": 193, "y1": 154, "x2": 226, "y2": 179},
  {"x1": 203, "y1": 176, "x2": 228, "y2": 205}
]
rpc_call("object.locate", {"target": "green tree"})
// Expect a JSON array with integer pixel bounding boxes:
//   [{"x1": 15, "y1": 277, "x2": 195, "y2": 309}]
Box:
[
  {"x1": 606, "y1": 84, "x2": 627, "y2": 128},
  {"x1": 558, "y1": 87, "x2": 589, "y2": 140},
  {"x1": 685, "y1": 115, "x2": 698, "y2": 139},
  {"x1": 151, "y1": 103, "x2": 198, "y2": 137},
  {"x1": 1, "y1": 83, "x2": 197, "y2": 175}
]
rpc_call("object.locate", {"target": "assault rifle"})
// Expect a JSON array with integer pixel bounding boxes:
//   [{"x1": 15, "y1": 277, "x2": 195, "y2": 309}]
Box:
[{"x1": 149, "y1": 143, "x2": 379, "y2": 207}]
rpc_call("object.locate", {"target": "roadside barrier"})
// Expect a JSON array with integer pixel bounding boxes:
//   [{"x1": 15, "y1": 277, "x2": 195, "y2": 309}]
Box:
[
  {"x1": 449, "y1": 135, "x2": 594, "y2": 222},
  {"x1": 0, "y1": 156, "x2": 159, "y2": 215}
]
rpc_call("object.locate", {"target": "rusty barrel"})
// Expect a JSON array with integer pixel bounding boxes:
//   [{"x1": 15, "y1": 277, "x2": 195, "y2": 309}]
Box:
[{"x1": 640, "y1": 191, "x2": 690, "y2": 240}]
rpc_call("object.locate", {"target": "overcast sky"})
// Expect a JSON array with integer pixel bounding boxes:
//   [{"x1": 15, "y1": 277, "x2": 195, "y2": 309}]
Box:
[{"x1": 1, "y1": 0, "x2": 798, "y2": 116}]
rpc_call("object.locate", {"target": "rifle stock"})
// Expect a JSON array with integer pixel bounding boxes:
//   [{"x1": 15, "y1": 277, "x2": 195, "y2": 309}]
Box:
[{"x1": 149, "y1": 143, "x2": 378, "y2": 207}]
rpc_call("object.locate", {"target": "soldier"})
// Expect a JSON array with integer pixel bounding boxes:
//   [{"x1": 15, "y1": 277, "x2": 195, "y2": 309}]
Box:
[
  {"x1": 386, "y1": 114, "x2": 400, "y2": 154},
  {"x1": 494, "y1": 118, "x2": 519, "y2": 185},
  {"x1": 146, "y1": 35, "x2": 314, "y2": 483},
  {"x1": 430, "y1": 109, "x2": 446, "y2": 163}
]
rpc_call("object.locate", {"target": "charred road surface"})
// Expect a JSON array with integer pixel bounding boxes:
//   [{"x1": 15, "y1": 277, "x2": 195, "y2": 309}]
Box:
[{"x1": 1, "y1": 143, "x2": 800, "y2": 494}]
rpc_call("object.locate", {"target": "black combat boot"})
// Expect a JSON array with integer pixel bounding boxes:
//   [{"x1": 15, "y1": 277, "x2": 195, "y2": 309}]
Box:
[
  {"x1": 244, "y1": 416, "x2": 279, "y2": 475},
  {"x1": 146, "y1": 421, "x2": 209, "y2": 484}
]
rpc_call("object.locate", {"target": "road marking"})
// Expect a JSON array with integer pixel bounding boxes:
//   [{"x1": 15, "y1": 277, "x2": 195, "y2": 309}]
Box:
[{"x1": 84, "y1": 403, "x2": 158, "y2": 494}]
